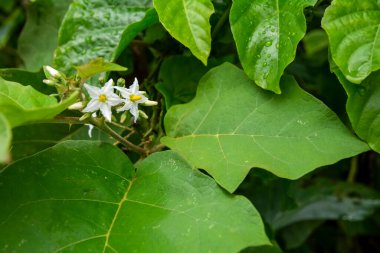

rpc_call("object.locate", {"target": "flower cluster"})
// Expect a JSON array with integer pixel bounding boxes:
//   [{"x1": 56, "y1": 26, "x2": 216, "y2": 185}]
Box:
[{"x1": 82, "y1": 78, "x2": 157, "y2": 123}]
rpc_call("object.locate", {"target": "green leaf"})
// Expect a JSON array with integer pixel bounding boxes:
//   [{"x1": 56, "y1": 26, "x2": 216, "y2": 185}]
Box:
[
  {"x1": 0, "y1": 114, "x2": 11, "y2": 163},
  {"x1": 153, "y1": 0, "x2": 214, "y2": 64},
  {"x1": 0, "y1": 141, "x2": 270, "y2": 251},
  {"x1": 331, "y1": 61, "x2": 380, "y2": 153},
  {"x1": 18, "y1": 0, "x2": 72, "y2": 71},
  {"x1": 230, "y1": 0, "x2": 317, "y2": 94},
  {"x1": 156, "y1": 55, "x2": 212, "y2": 108},
  {"x1": 322, "y1": 0, "x2": 380, "y2": 84},
  {"x1": 54, "y1": 0, "x2": 156, "y2": 74},
  {"x1": 75, "y1": 58, "x2": 127, "y2": 79},
  {"x1": 162, "y1": 63, "x2": 368, "y2": 192},
  {"x1": 0, "y1": 68, "x2": 53, "y2": 94},
  {"x1": 0, "y1": 77, "x2": 77, "y2": 127}
]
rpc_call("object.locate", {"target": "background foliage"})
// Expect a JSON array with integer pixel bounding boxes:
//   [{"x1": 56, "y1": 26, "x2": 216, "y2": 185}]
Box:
[{"x1": 0, "y1": 0, "x2": 379, "y2": 252}]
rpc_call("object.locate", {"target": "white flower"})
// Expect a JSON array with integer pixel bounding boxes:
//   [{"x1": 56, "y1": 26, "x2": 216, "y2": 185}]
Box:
[
  {"x1": 115, "y1": 78, "x2": 148, "y2": 123},
  {"x1": 82, "y1": 79, "x2": 122, "y2": 122},
  {"x1": 43, "y1": 65, "x2": 61, "y2": 79}
]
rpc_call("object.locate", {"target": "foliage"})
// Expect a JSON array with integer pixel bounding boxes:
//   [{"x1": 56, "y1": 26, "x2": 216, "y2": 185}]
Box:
[{"x1": 0, "y1": 0, "x2": 379, "y2": 252}]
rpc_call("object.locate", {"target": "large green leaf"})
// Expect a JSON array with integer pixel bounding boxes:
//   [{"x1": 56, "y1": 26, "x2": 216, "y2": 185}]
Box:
[
  {"x1": 0, "y1": 68, "x2": 53, "y2": 94},
  {"x1": 54, "y1": 0, "x2": 156, "y2": 74},
  {"x1": 331, "y1": 61, "x2": 380, "y2": 153},
  {"x1": 18, "y1": 0, "x2": 72, "y2": 71},
  {"x1": 153, "y1": 0, "x2": 214, "y2": 65},
  {"x1": 322, "y1": 0, "x2": 380, "y2": 84},
  {"x1": 0, "y1": 114, "x2": 11, "y2": 163},
  {"x1": 162, "y1": 63, "x2": 368, "y2": 192},
  {"x1": 0, "y1": 141, "x2": 270, "y2": 252},
  {"x1": 230, "y1": 0, "x2": 317, "y2": 94},
  {"x1": 0, "y1": 77, "x2": 77, "y2": 127}
]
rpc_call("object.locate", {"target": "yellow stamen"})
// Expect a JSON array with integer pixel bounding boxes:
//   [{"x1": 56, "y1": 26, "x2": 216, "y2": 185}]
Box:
[
  {"x1": 130, "y1": 94, "x2": 142, "y2": 102},
  {"x1": 98, "y1": 94, "x2": 107, "y2": 102}
]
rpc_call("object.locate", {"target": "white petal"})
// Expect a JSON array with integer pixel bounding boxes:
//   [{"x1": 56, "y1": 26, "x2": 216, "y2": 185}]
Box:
[
  {"x1": 82, "y1": 99, "x2": 100, "y2": 112},
  {"x1": 117, "y1": 100, "x2": 133, "y2": 112},
  {"x1": 100, "y1": 103, "x2": 112, "y2": 122},
  {"x1": 102, "y1": 79, "x2": 114, "y2": 94},
  {"x1": 137, "y1": 95, "x2": 148, "y2": 104},
  {"x1": 130, "y1": 104, "x2": 139, "y2": 123},
  {"x1": 114, "y1": 86, "x2": 131, "y2": 98},
  {"x1": 84, "y1": 84, "x2": 100, "y2": 98},
  {"x1": 129, "y1": 78, "x2": 140, "y2": 93},
  {"x1": 107, "y1": 94, "x2": 123, "y2": 106}
]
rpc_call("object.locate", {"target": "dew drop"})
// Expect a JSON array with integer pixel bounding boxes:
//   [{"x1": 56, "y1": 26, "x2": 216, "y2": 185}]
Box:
[
  {"x1": 257, "y1": 54, "x2": 261, "y2": 59},
  {"x1": 265, "y1": 41, "x2": 272, "y2": 47},
  {"x1": 267, "y1": 54, "x2": 271, "y2": 58},
  {"x1": 358, "y1": 87, "x2": 366, "y2": 96}
]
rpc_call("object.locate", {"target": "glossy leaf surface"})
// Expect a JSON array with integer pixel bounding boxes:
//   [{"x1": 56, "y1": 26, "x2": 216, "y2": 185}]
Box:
[
  {"x1": 0, "y1": 114, "x2": 11, "y2": 163},
  {"x1": 0, "y1": 141, "x2": 270, "y2": 252},
  {"x1": 153, "y1": 0, "x2": 214, "y2": 64},
  {"x1": 0, "y1": 78, "x2": 77, "y2": 127},
  {"x1": 322, "y1": 0, "x2": 380, "y2": 83},
  {"x1": 230, "y1": 0, "x2": 317, "y2": 94},
  {"x1": 162, "y1": 63, "x2": 368, "y2": 192},
  {"x1": 54, "y1": 0, "x2": 154, "y2": 74}
]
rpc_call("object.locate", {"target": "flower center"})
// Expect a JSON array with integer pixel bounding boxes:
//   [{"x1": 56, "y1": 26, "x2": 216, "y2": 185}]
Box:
[
  {"x1": 98, "y1": 94, "x2": 107, "y2": 103},
  {"x1": 130, "y1": 94, "x2": 142, "y2": 102}
]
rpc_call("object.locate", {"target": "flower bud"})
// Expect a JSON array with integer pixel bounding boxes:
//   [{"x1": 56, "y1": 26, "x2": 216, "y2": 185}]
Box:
[
  {"x1": 68, "y1": 102, "x2": 83, "y2": 110},
  {"x1": 43, "y1": 65, "x2": 61, "y2": 79},
  {"x1": 43, "y1": 79, "x2": 56, "y2": 86},
  {"x1": 143, "y1": 100, "x2": 158, "y2": 106},
  {"x1": 117, "y1": 78, "x2": 126, "y2": 86},
  {"x1": 139, "y1": 110, "x2": 149, "y2": 119}
]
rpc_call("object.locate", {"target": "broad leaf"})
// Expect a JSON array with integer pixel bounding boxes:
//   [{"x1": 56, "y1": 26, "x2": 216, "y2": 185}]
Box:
[
  {"x1": 0, "y1": 141, "x2": 270, "y2": 252},
  {"x1": 0, "y1": 68, "x2": 53, "y2": 94},
  {"x1": 18, "y1": 0, "x2": 72, "y2": 71},
  {"x1": 0, "y1": 114, "x2": 11, "y2": 163},
  {"x1": 54, "y1": 0, "x2": 155, "y2": 74},
  {"x1": 162, "y1": 63, "x2": 368, "y2": 192},
  {"x1": 0, "y1": 77, "x2": 77, "y2": 127},
  {"x1": 153, "y1": 0, "x2": 214, "y2": 64},
  {"x1": 75, "y1": 58, "x2": 127, "y2": 79},
  {"x1": 322, "y1": 0, "x2": 380, "y2": 84},
  {"x1": 156, "y1": 55, "x2": 212, "y2": 108},
  {"x1": 331, "y1": 61, "x2": 380, "y2": 153},
  {"x1": 230, "y1": 0, "x2": 317, "y2": 94}
]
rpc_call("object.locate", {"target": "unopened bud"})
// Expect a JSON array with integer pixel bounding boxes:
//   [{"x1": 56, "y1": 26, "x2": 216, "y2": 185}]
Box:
[
  {"x1": 139, "y1": 110, "x2": 149, "y2": 119},
  {"x1": 120, "y1": 111, "x2": 128, "y2": 123},
  {"x1": 143, "y1": 100, "x2": 158, "y2": 106},
  {"x1": 68, "y1": 102, "x2": 83, "y2": 110},
  {"x1": 43, "y1": 65, "x2": 61, "y2": 78},
  {"x1": 117, "y1": 78, "x2": 126, "y2": 86},
  {"x1": 43, "y1": 79, "x2": 56, "y2": 86},
  {"x1": 79, "y1": 113, "x2": 91, "y2": 121}
]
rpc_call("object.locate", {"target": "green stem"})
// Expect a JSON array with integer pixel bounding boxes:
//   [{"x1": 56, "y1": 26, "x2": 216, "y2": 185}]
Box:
[
  {"x1": 89, "y1": 118, "x2": 147, "y2": 156},
  {"x1": 212, "y1": 2, "x2": 231, "y2": 39},
  {"x1": 347, "y1": 156, "x2": 358, "y2": 183}
]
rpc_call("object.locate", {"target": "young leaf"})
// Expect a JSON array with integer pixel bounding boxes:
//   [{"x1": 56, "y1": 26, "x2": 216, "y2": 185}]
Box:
[
  {"x1": 0, "y1": 78, "x2": 77, "y2": 127},
  {"x1": 230, "y1": 0, "x2": 317, "y2": 94},
  {"x1": 18, "y1": 0, "x2": 72, "y2": 71},
  {"x1": 54, "y1": 0, "x2": 155, "y2": 74},
  {"x1": 0, "y1": 141, "x2": 270, "y2": 252},
  {"x1": 0, "y1": 114, "x2": 11, "y2": 163},
  {"x1": 75, "y1": 58, "x2": 127, "y2": 79},
  {"x1": 153, "y1": 0, "x2": 214, "y2": 65},
  {"x1": 162, "y1": 63, "x2": 368, "y2": 192},
  {"x1": 331, "y1": 61, "x2": 380, "y2": 153},
  {"x1": 322, "y1": 0, "x2": 380, "y2": 84}
]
